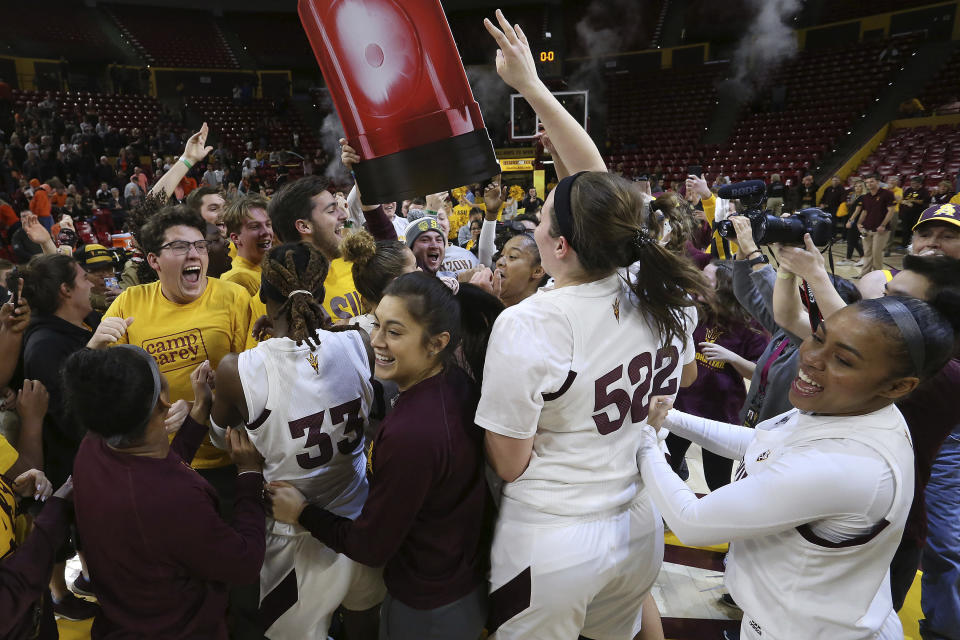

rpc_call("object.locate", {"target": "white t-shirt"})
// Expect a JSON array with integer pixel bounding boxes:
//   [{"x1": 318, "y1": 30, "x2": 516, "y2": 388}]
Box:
[
  {"x1": 440, "y1": 244, "x2": 479, "y2": 277},
  {"x1": 477, "y1": 273, "x2": 697, "y2": 517}
]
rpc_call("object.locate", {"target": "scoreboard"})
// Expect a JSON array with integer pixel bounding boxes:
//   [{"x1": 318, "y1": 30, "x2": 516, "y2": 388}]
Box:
[{"x1": 535, "y1": 48, "x2": 562, "y2": 78}]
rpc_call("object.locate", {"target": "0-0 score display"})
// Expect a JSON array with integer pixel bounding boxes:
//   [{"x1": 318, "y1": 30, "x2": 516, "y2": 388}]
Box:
[{"x1": 536, "y1": 49, "x2": 561, "y2": 77}]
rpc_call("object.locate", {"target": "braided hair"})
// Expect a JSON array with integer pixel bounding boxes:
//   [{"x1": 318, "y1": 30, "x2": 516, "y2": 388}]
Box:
[{"x1": 261, "y1": 243, "x2": 330, "y2": 351}]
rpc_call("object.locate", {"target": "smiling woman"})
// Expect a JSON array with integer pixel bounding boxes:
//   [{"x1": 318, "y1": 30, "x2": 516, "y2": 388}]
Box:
[
  {"x1": 638, "y1": 295, "x2": 960, "y2": 640},
  {"x1": 267, "y1": 272, "x2": 503, "y2": 639}
]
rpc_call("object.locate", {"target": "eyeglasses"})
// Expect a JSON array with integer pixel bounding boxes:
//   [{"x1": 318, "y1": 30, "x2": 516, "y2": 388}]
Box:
[{"x1": 159, "y1": 240, "x2": 211, "y2": 255}]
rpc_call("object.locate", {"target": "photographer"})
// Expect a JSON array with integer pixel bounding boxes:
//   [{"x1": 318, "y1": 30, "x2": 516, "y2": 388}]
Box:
[{"x1": 728, "y1": 216, "x2": 803, "y2": 426}]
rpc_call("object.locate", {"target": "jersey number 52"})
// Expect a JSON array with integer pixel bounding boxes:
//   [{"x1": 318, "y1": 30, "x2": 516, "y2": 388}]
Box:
[{"x1": 592, "y1": 346, "x2": 679, "y2": 435}]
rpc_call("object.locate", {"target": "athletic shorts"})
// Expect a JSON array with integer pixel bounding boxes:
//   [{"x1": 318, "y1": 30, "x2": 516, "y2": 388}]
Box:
[
  {"x1": 260, "y1": 522, "x2": 386, "y2": 640},
  {"x1": 488, "y1": 494, "x2": 663, "y2": 640}
]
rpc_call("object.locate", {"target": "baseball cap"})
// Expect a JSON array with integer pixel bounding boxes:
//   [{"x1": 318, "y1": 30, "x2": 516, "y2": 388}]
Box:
[
  {"x1": 77, "y1": 244, "x2": 114, "y2": 267},
  {"x1": 913, "y1": 203, "x2": 960, "y2": 231}
]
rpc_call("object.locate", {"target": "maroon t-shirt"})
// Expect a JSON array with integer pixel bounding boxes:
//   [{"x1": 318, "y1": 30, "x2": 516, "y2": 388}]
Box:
[
  {"x1": 897, "y1": 358, "x2": 960, "y2": 544},
  {"x1": 859, "y1": 188, "x2": 895, "y2": 230},
  {"x1": 674, "y1": 319, "x2": 770, "y2": 424},
  {"x1": 299, "y1": 365, "x2": 489, "y2": 610},
  {"x1": 73, "y1": 417, "x2": 266, "y2": 639}
]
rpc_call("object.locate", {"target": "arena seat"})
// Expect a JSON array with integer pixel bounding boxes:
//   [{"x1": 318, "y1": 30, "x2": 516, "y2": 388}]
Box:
[{"x1": 104, "y1": 3, "x2": 239, "y2": 69}]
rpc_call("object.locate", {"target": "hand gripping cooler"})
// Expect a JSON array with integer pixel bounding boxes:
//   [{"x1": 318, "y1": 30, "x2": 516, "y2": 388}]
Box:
[{"x1": 299, "y1": 0, "x2": 501, "y2": 203}]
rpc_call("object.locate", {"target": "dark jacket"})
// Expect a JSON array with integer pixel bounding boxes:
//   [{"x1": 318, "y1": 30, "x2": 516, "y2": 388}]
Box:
[{"x1": 23, "y1": 313, "x2": 93, "y2": 487}]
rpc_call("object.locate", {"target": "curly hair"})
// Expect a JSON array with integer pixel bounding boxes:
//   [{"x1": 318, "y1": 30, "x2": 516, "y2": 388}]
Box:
[{"x1": 261, "y1": 243, "x2": 330, "y2": 351}]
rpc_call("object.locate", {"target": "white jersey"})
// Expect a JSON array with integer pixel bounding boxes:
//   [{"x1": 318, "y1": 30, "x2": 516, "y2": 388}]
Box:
[
  {"x1": 237, "y1": 330, "x2": 375, "y2": 518},
  {"x1": 477, "y1": 273, "x2": 696, "y2": 516},
  {"x1": 727, "y1": 406, "x2": 914, "y2": 639}
]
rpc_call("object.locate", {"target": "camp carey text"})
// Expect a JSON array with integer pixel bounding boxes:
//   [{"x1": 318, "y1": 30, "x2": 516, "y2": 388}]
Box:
[{"x1": 142, "y1": 329, "x2": 209, "y2": 372}]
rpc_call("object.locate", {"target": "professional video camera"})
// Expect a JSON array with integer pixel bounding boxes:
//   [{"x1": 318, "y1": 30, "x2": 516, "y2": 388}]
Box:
[{"x1": 714, "y1": 180, "x2": 832, "y2": 246}]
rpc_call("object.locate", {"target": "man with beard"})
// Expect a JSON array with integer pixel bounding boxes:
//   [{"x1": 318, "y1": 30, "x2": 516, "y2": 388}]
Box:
[{"x1": 268, "y1": 143, "x2": 396, "y2": 324}]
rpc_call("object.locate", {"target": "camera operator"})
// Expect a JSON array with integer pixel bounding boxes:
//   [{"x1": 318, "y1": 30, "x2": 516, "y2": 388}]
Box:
[{"x1": 728, "y1": 216, "x2": 802, "y2": 426}]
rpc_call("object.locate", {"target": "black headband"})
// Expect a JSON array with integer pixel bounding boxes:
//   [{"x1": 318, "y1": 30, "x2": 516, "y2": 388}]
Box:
[
  {"x1": 879, "y1": 297, "x2": 925, "y2": 377},
  {"x1": 553, "y1": 171, "x2": 587, "y2": 253}
]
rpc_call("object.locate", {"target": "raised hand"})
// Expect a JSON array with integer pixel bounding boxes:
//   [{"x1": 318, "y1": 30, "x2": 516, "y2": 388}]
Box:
[
  {"x1": 483, "y1": 9, "x2": 540, "y2": 93},
  {"x1": 183, "y1": 122, "x2": 214, "y2": 165},
  {"x1": 21, "y1": 212, "x2": 51, "y2": 246},
  {"x1": 776, "y1": 234, "x2": 826, "y2": 282},
  {"x1": 483, "y1": 179, "x2": 504, "y2": 220},
  {"x1": 730, "y1": 216, "x2": 758, "y2": 257},
  {"x1": 339, "y1": 139, "x2": 360, "y2": 172},
  {"x1": 1, "y1": 284, "x2": 30, "y2": 334}
]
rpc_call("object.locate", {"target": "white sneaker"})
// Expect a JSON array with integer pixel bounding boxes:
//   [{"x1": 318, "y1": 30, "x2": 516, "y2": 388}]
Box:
[{"x1": 854, "y1": 260, "x2": 865, "y2": 267}]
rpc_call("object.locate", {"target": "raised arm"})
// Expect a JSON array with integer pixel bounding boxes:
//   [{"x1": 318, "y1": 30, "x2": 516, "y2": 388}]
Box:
[
  {"x1": 484, "y1": 10, "x2": 606, "y2": 174},
  {"x1": 149, "y1": 123, "x2": 212, "y2": 201},
  {"x1": 774, "y1": 234, "x2": 847, "y2": 340}
]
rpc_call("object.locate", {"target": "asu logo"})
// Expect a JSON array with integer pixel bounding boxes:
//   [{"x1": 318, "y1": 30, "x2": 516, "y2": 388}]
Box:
[
  {"x1": 612, "y1": 298, "x2": 620, "y2": 322},
  {"x1": 705, "y1": 327, "x2": 723, "y2": 343},
  {"x1": 755, "y1": 450, "x2": 771, "y2": 462},
  {"x1": 306, "y1": 352, "x2": 320, "y2": 375},
  {"x1": 936, "y1": 204, "x2": 957, "y2": 217}
]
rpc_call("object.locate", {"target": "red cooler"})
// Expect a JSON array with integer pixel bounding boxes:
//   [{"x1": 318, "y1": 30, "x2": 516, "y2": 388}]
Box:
[{"x1": 299, "y1": 0, "x2": 500, "y2": 202}]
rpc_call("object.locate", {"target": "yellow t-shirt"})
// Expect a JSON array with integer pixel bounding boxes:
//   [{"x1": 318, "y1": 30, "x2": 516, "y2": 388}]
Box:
[
  {"x1": 449, "y1": 206, "x2": 471, "y2": 241},
  {"x1": 702, "y1": 194, "x2": 739, "y2": 260},
  {"x1": 0, "y1": 433, "x2": 17, "y2": 474},
  {"x1": 103, "y1": 278, "x2": 252, "y2": 468},
  {"x1": 0, "y1": 435, "x2": 19, "y2": 558},
  {"x1": 949, "y1": 192, "x2": 960, "y2": 206},
  {"x1": 244, "y1": 258, "x2": 360, "y2": 349},
  {"x1": 228, "y1": 241, "x2": 238, "y2": 261},
  {"x1": 245, "y1": 292, "x2": 268, "y2": 351},
  {"x1": 220, "y1": 254, "x2": 261, "y2": 297},
  {"x1": 325, "y1": 258, "x2": 363, "y2": 322},
  {"x1": 892, "y1": 186, "x2": 903, "y2": 212}
]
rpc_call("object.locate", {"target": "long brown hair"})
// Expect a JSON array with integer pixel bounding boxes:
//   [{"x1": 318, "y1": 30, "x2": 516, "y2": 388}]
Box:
[{"x1": 552, "y1": 172, "x2": 711, "y2": 345}]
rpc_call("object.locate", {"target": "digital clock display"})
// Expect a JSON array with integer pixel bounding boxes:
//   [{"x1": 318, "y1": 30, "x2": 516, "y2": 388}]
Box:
[{"x1": 536, "y1": 50, "x2": 561, "y2": 77}]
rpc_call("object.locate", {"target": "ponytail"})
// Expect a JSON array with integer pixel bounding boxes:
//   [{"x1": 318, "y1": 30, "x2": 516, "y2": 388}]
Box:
[
  {"x1": 261, "y1": 243, "x2": 330, "y2": 351},
  {"x1": 382, "y1": 272, "x2": 504, "y2": 383},
  {"x1": 557, "y1": 171, "x2": 710, "y2": 346},
  {"x1": 624, "y1": 233, "x2": 712, "y2": 345}
]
